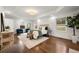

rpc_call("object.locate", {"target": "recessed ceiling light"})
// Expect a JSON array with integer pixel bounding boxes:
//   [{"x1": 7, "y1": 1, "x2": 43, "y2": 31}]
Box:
[
  {"x1": 37, "y1": 19, "x2": 41, "y2": 23},
  {"x1": 25, "y1": 9, "x2": 38, "y2": 15},
  {"x1": 50, "y1": 16, "x2": 57, "y2": 19}
]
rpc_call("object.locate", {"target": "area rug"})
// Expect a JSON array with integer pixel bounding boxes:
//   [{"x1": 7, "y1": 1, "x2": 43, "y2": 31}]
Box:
[
  {"x1": 69, "y1": 48, "x2": 79, "y2": 53},
  {"x1": 18, "y1": 36, "x2": 48, "y2": 49}
]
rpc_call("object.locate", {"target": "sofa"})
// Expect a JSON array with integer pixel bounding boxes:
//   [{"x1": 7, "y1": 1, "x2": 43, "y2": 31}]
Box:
[
  {"x1": 16, "y1": 29, "x2": 23, "y2": 35},
  {"x1": 16, "y1": 28, "x2": 30, "y2": 35}
]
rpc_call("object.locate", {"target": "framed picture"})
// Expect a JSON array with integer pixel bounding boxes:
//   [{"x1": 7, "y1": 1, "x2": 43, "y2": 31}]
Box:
[
  {"x1": 27, "y1": 23, "x2": 31, "y2": 28},
  {"x1": 56, "y1": 17, "x2": 66, "y2": 31}
]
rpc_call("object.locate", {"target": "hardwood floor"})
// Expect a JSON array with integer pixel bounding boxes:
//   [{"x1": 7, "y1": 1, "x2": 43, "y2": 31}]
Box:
[{"x1": 1, "y1": 36, "x2": 79, "y2": 53}]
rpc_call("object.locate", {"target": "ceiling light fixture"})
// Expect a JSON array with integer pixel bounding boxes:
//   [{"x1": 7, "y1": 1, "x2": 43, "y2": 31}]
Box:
[{"x1": 25, "y1": 9, "x2": 38, "y2": 15}]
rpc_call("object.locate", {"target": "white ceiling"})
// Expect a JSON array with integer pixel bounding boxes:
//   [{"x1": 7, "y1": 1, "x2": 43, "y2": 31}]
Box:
[{"x1": 0, "y1": 6, "x2": 79, "y2": 20}]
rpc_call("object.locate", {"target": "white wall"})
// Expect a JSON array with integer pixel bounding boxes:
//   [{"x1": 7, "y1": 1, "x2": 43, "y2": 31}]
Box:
[
  {"x1": 15, "y1": 19, "x2": 32, "y2": 29},
  {"x1": 51, "y1": 13, "x2": 79, "y2": 40},
  {"x1": 36, "y1": 17, "x2": 70, "y2": 39},
  {"x1": 50, "y1": 17, "x2": 72, "y2": 39},
  {"x1": 4, "y1": 18, "x2": 33, "y2": 32},
  {"x1": 4, "y1": 18, "x2": 15, "y2": 32},
  {"x1": 32, "y1": 18, "x2": 56, "y2": 36},
  {"x1": 33, "y1": 11, "x2": 79, "y2": 40}
]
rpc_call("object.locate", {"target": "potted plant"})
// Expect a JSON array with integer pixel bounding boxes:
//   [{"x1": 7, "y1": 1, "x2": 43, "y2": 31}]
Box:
[
  {"x1": 5, "y1": 26, "x2": 10, "y2": 31},
  {"x1": 67, "y1": 14, "x2": 79, "y2": 43}
]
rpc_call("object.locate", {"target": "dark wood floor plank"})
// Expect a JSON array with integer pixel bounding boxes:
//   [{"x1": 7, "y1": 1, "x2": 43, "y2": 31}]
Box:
[{"x1": 1, "y1": 36, "x2": 79, "y2": 53}]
